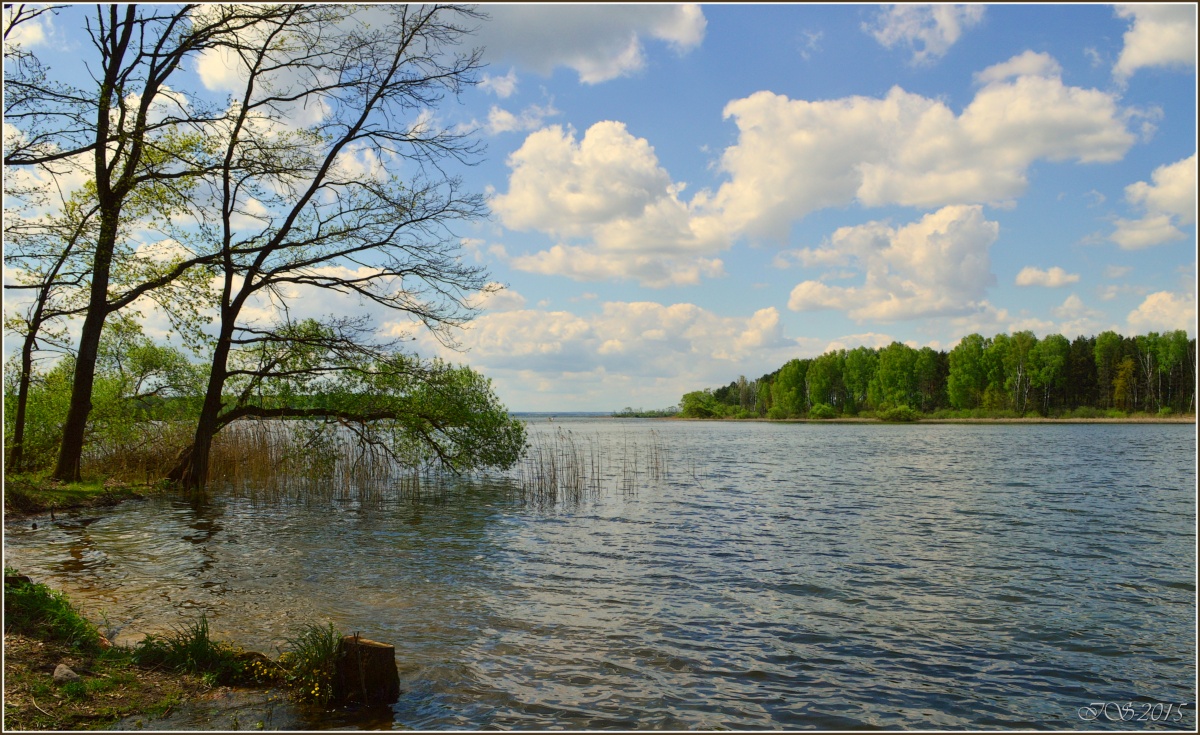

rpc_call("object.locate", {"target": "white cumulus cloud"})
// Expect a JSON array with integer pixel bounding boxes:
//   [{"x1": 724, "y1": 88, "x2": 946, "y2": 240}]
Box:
[
  {"x1": 703, "y1": 54, "x2": 1136, "y2": 240},
  {"x1": 1113, "y1": 4, "x2": 1197, "y2": 82},
  {"x1": 491, "y1": 121, "x2": 730, "y2": 287},
  {"x1": 476, "y1": 5, "x2": 706, "y2": 84},
  {"x1": 1015, "y1": 266, "x2": 1081, "y2": 287},
  {"x1": 1127, "y1": 291, "x2": 1198, "y2": 333},
  {"x1": 479, "y1": 68, "x2": 519, "y2": 98},
  {"x1": 866, "y1": 4, "x2": 985, "y2": 65},
  {"x1": 483, "y1": 103, "x2": 561, "y2": 136},
  {"x1": 786, "y1": 205, "x2": 999, "y2": 322},
  {"x1": 1111, "y1": 153, "x2": 1197, "y2": 249}
]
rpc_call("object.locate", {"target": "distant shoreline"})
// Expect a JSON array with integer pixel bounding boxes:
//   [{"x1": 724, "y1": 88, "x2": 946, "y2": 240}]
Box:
[
  {"x1": 516, "y1": 413, "x2": 1196, "y2": 424},
  {"x1": 661, "y1": 416, "x2": 1196, "y2": 424}
]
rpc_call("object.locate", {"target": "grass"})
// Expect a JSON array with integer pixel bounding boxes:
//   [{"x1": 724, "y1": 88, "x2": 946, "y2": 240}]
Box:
[
  {"x1": 4, "y1": 568, "x2": 104, "y2": 650},
  {"x1": 3, "y1": 573, "x2": 209, "y2": 730},
  {"x1": 279, "y1": 623, "x2": 342, "y2": 706},
  {"x1": 2, "y1": 472, "x2": 158, "y2": 516},
  {"x1": 4, "y1": 571, "x2": 351, "y2": 730},
  {"x1": 130, "y1": 615, "x2": 274, "y2": 688}
]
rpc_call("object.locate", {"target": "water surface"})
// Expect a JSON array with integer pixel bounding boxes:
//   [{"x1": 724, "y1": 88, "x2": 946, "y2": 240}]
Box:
[{"x1": 5, "y1": 420, "x2": 1196, "y2": 729}]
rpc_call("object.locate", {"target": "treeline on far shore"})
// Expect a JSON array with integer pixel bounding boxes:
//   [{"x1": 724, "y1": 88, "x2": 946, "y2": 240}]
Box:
[{"x1": 672, "y1": 330, "x2": 1196, "y2": 420}]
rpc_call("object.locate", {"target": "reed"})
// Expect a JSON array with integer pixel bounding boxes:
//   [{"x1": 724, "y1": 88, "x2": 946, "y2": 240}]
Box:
[
  {"x1": 205, "y1": 419, "x2": 439, "y2": 506},
  {"x1": 81, "y1": 420, "x2": 195, "y2": 485},
  {"x1": 188, "y1": 418, "x2": 702, "y2": 509},
  {"x1": 507, "y1": 427, "x2": 683, "y2": 507}
]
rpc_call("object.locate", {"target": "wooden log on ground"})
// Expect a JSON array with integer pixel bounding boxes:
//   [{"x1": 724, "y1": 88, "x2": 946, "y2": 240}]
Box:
[{"x1": 334, "y1": 634, "x2": 400, "y2": 705}]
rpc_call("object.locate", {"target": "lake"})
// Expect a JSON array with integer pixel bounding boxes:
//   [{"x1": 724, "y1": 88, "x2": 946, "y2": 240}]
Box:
[{"x1": 4, "y1": 419, "x2": 1196, "y2": 730}]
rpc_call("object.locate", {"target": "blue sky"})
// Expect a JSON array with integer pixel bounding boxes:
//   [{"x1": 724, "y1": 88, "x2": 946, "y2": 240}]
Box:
[{"x1": 4, "y1": 4, "x2": 1197, "y2": 412}]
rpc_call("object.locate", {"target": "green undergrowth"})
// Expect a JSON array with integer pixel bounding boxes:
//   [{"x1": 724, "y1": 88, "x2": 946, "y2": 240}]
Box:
[
  {"x1": 2, "y1": 472, "x2": 161, "y2": 516},
  {"x1": 4, "y1": 569, "x2": 104, "y2": 650},
  {"x1": 4, "y1": 572, "x2": 345, "y2": 711}
]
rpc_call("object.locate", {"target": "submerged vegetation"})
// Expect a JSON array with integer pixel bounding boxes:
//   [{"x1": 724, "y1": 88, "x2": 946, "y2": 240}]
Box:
[{"x1": 681, "y1": 329, "x2": 1196, "y2": 421}]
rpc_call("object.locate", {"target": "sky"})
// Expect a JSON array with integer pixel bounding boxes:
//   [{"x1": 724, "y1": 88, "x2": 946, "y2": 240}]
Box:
[{"x1": 3, "y1": 3, "x2": 1198, "y2": 412}]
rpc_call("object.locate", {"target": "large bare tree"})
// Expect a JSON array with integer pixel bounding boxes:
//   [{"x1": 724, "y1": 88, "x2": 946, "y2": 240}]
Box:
[
  {"x1": 160, "y1": 4, "x2": 524, "y2": 488},
  {"x1": 4, "y1": 3, "x2": 298, "y2": 481}
]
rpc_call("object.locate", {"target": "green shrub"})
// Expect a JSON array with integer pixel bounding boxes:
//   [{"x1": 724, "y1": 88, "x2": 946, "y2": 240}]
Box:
[
  {"x1": 1157, "y1": 406, "x2": 1174, "y2": 417},
  {"x1": 766, "y1": 406, "x2": 789, "y2": 420},
  {"x1": 3, "y1": 571, "x2": 102, "y2": 650},
  {"x1": 808, "y1": 403, "x2": 837, "y2": 419},
  {"x1": 1105, "y1": 409, "x2": 1127, "y2": 419},
  {"x1": 877, "y1": 405, "x2": 920, "y2": 422},
  {"x1": 132, "y1": 614, "x2": 251, "y2": 685},
  {"x1": 279, "y1": 622, "x2": 342, "y2": 705}
]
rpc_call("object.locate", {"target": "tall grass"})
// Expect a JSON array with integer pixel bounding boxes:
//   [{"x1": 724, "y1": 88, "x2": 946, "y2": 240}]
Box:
[
  {"x1": 193, "y1": 419, "x2": 705, "y2": 510},
  {"x1": 78, "y1": 420, "x2": 195, "y2": 484},
  {"x1": 131, "y1": 614, "x2": 256, "y2": 685},
  {"x1": 205, "y1": 419, "x2": 436, "y2": 505},
  {"x1": 279, "y1": 622, "x2": 341, "y2": 705},
  {"x1": 510, "y1": 427, "x2": 683, "y2": 507}
]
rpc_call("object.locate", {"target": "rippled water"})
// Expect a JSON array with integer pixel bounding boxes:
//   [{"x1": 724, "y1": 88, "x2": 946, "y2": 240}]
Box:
[{"x1": 5, "y1": 420, "x2": 1196, "y2": 730}]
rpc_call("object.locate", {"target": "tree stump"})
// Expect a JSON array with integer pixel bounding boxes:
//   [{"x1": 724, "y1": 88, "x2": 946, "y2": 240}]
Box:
[{"x1": 334, "y1": 635, "x2": 400, "y2": 705}]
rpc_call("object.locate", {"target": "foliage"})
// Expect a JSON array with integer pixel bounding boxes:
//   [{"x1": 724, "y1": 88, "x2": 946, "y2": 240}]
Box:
[
  {"x1": 687, "y1": 329, "x2": 1195, "y2": 422},
  {"x1": 4, "y1": 355, "x2": 74, "y2": 470},
  {"x1": 3, "y1": 571, "x2": 103, "y2": 650},
  {"x1": 877, "y1": 405, "x2": 920, "y2": 422},
  {"x1": 808, "y1": 403, "x2": 837, "y2": 419},
  {"x1": 613, "y1": 406, "x2": 679, "y2": 418},
  {"x1": 680, "y1": 389, "x2": 721, "y2": 418},
  {"x1": 131, "y1": 614, "x2": 260, "y2": 687},
  {"x1": 280, "y1": 623, "x2": 342, "y2": 706}
]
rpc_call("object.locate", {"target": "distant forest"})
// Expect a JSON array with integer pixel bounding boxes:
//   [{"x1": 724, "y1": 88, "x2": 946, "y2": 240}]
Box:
[{"x1": 679, "y1": 330, "x2": 1197, "y2": 420}]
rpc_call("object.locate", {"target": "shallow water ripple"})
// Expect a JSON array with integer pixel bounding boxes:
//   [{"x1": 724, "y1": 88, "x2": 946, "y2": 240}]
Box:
[{"x1": 5, "y1": 421, "x2": 1195, "y2": 730}]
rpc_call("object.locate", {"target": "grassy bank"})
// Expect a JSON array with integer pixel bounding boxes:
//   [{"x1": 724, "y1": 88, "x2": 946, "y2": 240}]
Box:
[
  {"x1": 2, "y1": 473, "x2": 163, "y2": 518},
  {"x1": 2, "y1": 573, "x2": 343, "y2": 730}
]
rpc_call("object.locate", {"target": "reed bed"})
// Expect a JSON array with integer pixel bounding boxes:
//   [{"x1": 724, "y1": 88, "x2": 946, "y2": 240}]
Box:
[
  {"x1": 507, "y1": 427, "x2": 685, "y2": 508},
  {"x1": 205, "y1": 419, "x2": 450, "y2": 506},
  {"x1": 82, "y1": 420, "x2": 195, "y2": 484},
  {"x1": 192, "y1": 419, "x2": 706, "y2": 510}
]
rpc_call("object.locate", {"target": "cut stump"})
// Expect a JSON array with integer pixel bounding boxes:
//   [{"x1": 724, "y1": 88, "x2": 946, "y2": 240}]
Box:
[{"x1": 334, "y1": 635, "x2": 400, "y2": 705}]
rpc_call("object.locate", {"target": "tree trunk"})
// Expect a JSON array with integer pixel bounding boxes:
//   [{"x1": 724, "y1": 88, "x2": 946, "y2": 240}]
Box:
[
  {"x1": 52, "y1": 135, "x2": 123, "y2": 481},
  {"x1": 53, "y1": 264, "x2": 112, "y2": 482},
  {"x1": 334, "y1": 635, "x2": 400, "y2": 706},
  {"x1": 7, "y1": 333, "x2": 37, "y2": 472},
  {"x1": 171, "y1": 336, "x2": 233, "y2": 490}
]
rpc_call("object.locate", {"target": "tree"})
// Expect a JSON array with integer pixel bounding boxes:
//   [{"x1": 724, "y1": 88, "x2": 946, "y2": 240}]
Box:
[
  {"x1": 948, "y1": 334, "x2": 988, "y2": 410},
  {"x1": 869, "y1": 342, "x2": 918, "y2": 409},
  {"x1": 913, "y1": 346, "x2": 946, "y2": 412},
  {"x1": 1029, "y1": 333, "x2": 1069, "y2": 415},
  {"x1": 1133, "y1": 332, "x2": 1161, "y2": 412},
  {"x1": 680, "y1": 389, "x2": 720, "y2": 418},
  {"x1": 2, "y1": 188, "x2": 95, "y2": 471},
  {"x1": 771, "y1": 358, "x2": 808, "y2": 417},
  {"x1": 807, "y1": 351, "x2": 844, "y2": 412},
  {"x1": 1004, "y1": 330, "x2": 1037, "y2": 414},
  {"x1": 163, "y1": 5, "x2": 525, "y2": 488},
  {"x1": 1066, "y1": 335, "x2": 1098, "y2": 410},
  {"x1": 1094, "y1": 330, "x2": 1123, "y2": 409},
  {"x1": 5, "y1": 4, "x2": 298, "y2": 481},
  {"x1": 842, "y1": 346, "x2": 878, "y2": 414}
]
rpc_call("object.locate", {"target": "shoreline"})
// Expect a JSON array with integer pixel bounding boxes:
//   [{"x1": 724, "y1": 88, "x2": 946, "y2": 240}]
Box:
[{"x1": 660, "y1": 416, "x2": 1196, "y2": 424}]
